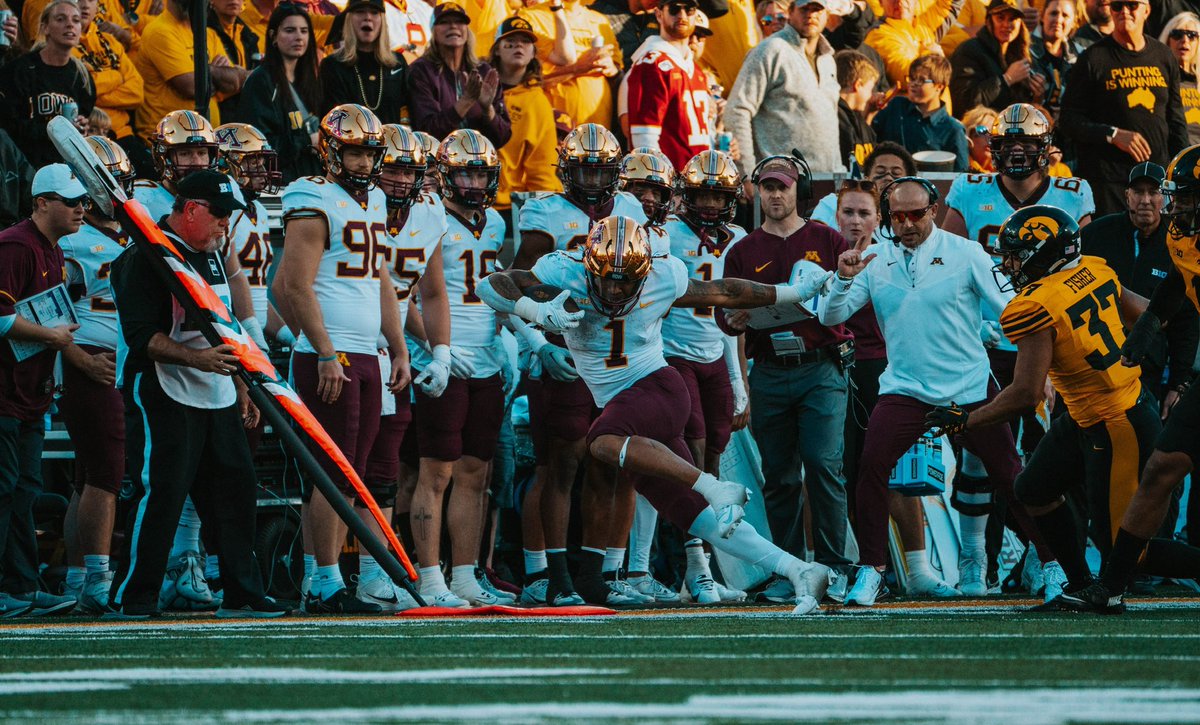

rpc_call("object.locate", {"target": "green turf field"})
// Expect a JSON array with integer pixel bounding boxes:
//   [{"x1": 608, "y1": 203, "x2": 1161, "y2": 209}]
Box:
[{"x1": 2, "y1": 599, "x2": 1199, "y2": 723}]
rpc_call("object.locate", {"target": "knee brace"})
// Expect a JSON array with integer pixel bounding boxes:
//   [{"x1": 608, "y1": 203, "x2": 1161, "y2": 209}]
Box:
[
  {"x1": 951, "y1": 473, "x2": 993, "y2": 517},
  {"x1": 358, "y1": 479, "x2": 399, "y2": 509}
]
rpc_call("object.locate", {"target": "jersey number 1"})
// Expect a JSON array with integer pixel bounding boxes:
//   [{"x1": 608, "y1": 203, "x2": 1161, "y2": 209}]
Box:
[{"x1": 604, "y1": 319, "x2": 628, "y2": 369}]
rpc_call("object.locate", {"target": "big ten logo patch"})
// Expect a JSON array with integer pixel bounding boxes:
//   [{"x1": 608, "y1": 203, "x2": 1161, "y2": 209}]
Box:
[{"x1": 1104, "y1": 66, "x2": 1167, "y2": 111}]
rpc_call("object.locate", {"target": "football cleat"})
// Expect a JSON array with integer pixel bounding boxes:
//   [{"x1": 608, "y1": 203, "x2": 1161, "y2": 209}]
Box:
[
  {"x1": 825, "y1": 570, "x2": 848, "y2": 604},
  {"x1": 1021, "y1": 547, "x2": 1046, "y2": 596},
  {"x1": 787, "y1": 561, "x2": 833, "y2": 604},
  {"x1": 1031, "y1": 580, "x2": 1125, "y2": 614},
  {"x1": 0, "y1": 593, "x2": 32, "y2": 618},
  {"x1": 846, "y1": 566, "x2": 888, "y2": 607},
  {"x1": 685, "y1": 572, "x2": 721, "y2": 604},
  {"x1": 1041, "y1": 561, "x2": 1068, "y2": 603},
  {"x1": 160, "y1": 551, "x2": 216, "y2": 610},
  {"x1": 425, "y1": 589, "x2": 471, "y2": 608},
  {"x1": 549, "y1": 590, "x2": 586, "y2": 607},
  {"x1": 215, "y1": 598, "x2": 292, "y2": 619},
  {"x1": 957, "y1": 554, "x2": 988, "y2": 597},
  {"x1": 629, "y1": 575, "x2": 681, "y2": 603},
  {"x1": 76, "y1": 571, "x2": 114, "y2": 614},
  {"x1": 356, "y1": 574, "x2": 420, "y2": 612},
  {"x1": 607, "y1": 577, "x2": 653, "y2": 604},
  {"x1": 304, "y1": 587, "x2": 384, "y2": 615},
  {"x1": 696, "y1": 480, "x2": 750, "y2": 538},
  {"x1": 715, "y1": 581, "x2": 748, "y2": 602},
  {"x1": 520, "y1": 577, "x2": 549, "y2": 605},
  {"x1": 476, "y1": 568, "x2": 517, "y2": 604},
  {"x1": 14, "y1": 591, "x2": 77, "y2": 617},
  {"x1": 791, "y1": 595, "x2": 821, "y2": 615},
  {"x1": 757, "y1": 576, "x2": 795, "y2": 603},
  {"x1": 907, "y1": 573, "x2": 961, "y2": 598}
]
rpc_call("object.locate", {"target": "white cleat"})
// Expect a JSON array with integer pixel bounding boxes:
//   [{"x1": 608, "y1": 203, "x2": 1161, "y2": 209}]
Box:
[
  {"x1": 703, "y1": 481, "x2": 750, "y2": 538},
  {"x1": 1041, "y1": 561, "x2": 1068, "y2": 603},
  {"x1": 77, "y1": 571, "x2": 114, "y2": 614},
  {"x1": 907, "y1": 574, "x2": 961, "y2": 598},
  {"x1": 958, "y1": 555, "x2": 988, "y2": 597},
  {"x1": 791, "y1": 595, "x2": 821, "y2": 615},
  {"x1": 684, "y1": 572, "x2": 721, "y2": 604},
  {"x1": 607, "y1": 577, "x2": 653, "y2": 604},
  {"x1": 628, "y1": 575, "x2": 681, "y2": 603},
  {"x1": 356, "y1": 574, "x2": 420, "y2": 612},
  {"x1": 846, "y1": 565, "x2": 887, "y2": 607},
  {"x1": 475, "y1": 569, "x2": 517, "y2": 605},
  {"x1": 714, "y1": 581, "x2": 748, "y2": 602},
  {"x1": 160, "y1": 552, "x2": 216, "y2": 611},
  {"x1": 520, "y1": 578, "x2": 548, "y2": 605},
  {"x1": 425, "y1": 589, "x2": 471, "y2": 608},
  {"x1": 1022, "y1": 547, "x2": 1045, "y2": 596}
]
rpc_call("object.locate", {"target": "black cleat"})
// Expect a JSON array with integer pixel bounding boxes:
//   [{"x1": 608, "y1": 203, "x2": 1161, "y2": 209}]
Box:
[
  {"x1": 1029, "y1": 581, "x2": 1125, "y2": 614},
  {"x1": 304, "y1": 588, "x2": 383, "y2": 614},
  {"x1": 217, "y1": 597, "x2": 294, "y2": 618}
]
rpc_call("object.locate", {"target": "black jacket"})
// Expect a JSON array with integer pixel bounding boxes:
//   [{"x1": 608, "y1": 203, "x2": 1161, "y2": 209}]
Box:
[
  {"x1": 1081, "y1": 211, "x2": 1199, "y2": 392},
  {"x1": 838, "y1": 98, "x2": 876, "y2": 170},
  {"x1": 0, "y1": 129, "x2": 32, "y2": 229},
  {"x1": 949, "y1": 27, "x2": 1039, "y2": 116},
  {"x1": 0, "y1": 51, "x2": 96, "y2": 168},
  {"x1": 234, "y1": 66, "x2": 323, "y2": 184},
  {"x1": 318, "y1": 52, "x2": 408, "y2": 124}
]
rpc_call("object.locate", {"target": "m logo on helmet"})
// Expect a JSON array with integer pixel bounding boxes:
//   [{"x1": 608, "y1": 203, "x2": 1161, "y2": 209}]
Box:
[
  {"x1": 326, "y1": 109, "x2": 349, "y2": 135},
  {"x1": 1019, "y1": 215, "x2": 1060, "y2": 244}
]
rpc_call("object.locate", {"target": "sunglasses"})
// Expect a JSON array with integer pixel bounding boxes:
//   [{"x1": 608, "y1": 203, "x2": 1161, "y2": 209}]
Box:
[
  {"x1": 665, "y1": 3, "x2": 698, "y2": 15},
  {"x1": 192, "y1": 200, "x2": 232, "y2": 219},
  {"x1": 1170, "y1": 28, "x2": 1200, "y2": 41},
  {"x1": 758, "y1": 12, "x2": 786, "y2": 24},
  {"x1": 839, "y1": 179, "x2": 877, "y2": 193},
  {"x1": 1108, "y1": 1, "x2": 1146, "y2": 13},
  {"x1": 889, "y1": 204, "x2": 934, "y2": 224},
  {"x1": 44, "y1": 194, "x2": 91, "y2": 209}
]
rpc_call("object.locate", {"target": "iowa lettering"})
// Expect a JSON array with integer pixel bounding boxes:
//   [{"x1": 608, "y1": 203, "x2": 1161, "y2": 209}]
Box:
[{"x1": 1105, "y1": 66, "x2": 1168, "y2": 91}]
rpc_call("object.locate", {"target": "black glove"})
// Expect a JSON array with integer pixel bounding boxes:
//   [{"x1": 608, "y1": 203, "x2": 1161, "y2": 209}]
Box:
[
  {"x1": 925, "y1": 403, "x2": 969, "y2": 437},
  {"x1": 1121, "y1": 312, "x2": 1162, "y2": 367}
]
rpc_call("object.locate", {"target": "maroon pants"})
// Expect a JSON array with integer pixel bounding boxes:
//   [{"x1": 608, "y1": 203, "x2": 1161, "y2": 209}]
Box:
[
  {"x1": 363, "y1": 389, "x2": 412, "y2": 489},
  {"x1": 291, "y1": 351, "x2": 381, "y2": 494},
  {"x1": 586, "y1": 367, "x2": 707, "y2": 533},
  {"x1": 667, "y1": 356, "x2": 734, "y2": 454},
  {"x1": 527, "y1": 375, "x2": 599, "y2": 464},
  {"x1": 58, "y1": 344, "x2": 125, "y2": 495},
  {"x1": 414, "y1": 374, "x2": 505, "y2": 462},
  {"x1": 854, "y1": 388, "x2": 1031, "y2": 567}
]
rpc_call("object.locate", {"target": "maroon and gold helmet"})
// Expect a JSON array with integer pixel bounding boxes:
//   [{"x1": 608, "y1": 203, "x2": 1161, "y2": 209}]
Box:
[
  {"x1": 436, "y1": 129, "x2": 501, "y2": 208},
  {"x1": 151, "y1": 110, "x2": 218, "y2": 185},
  {"x1": 318, "y1": 103, "x2": 385, "y2": 189},
  {"x1": 677, "y1": 150, "x2": 742, "y2": 227},
  {"x1": 582, "y1": 215, "x2": 653, "y2": 318},
  {"x1": 558, "y1": 123, "x2": 623, "y2": 207},
  {"x1": 378, "y1": 124, "x2": 426, "y2": 207},
  {"x1": 214, "y1": 122, "x2": 282, "y2": 195},
  {"x1": 86, "y1": 135, "x2": 135, "y2": 196},
  {"x1": 620, "y1": 148, "x2": 676, "y2": 225}
]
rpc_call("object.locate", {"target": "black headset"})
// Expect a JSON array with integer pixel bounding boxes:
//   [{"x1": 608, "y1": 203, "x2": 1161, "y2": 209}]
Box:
[
  {"x1": 878, "y1": 175, "x2": 940, "y2": 234},
  {"x1": 750, "y1": 149, "x2": 813, "y2": 204}
]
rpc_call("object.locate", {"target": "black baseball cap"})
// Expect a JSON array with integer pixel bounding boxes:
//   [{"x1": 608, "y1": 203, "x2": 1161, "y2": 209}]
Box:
[
  {"x1": 176, "y1": 171, "x2": 247, "y2": 213},
  {"x1": 344, "y1": 0, "x2": 384, "y2": 12},
  {"x1": 1128, "y1": 162, "x2": 1165, "y2": 186},
  {"x1": 658, "y1": 0, "x2": 699, "y2": 8},
  {"x1": 496, "y1": 14, "x2": 537, "y2": 42},
  {"x1": 433, "y1": 1, "x2": 470, "y2": 24}
]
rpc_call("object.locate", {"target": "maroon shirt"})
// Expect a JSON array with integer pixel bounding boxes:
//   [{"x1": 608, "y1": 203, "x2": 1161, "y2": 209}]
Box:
[
  {"x1": 0, "y1": 219, "x2": 66, "y2": 420},
  {"x1": 717, "y1": 221, "x2": 851, "y2": 360},
  {"x1": 846, "y1": 304, "x2": 886, "y2": 361}
]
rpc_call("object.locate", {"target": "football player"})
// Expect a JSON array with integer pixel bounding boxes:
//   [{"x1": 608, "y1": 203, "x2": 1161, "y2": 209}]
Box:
[
  {"x1": 413, "y1": 130, "x2": 441, "y2": 193},
  {"x1": 479, "y1": 215, "x2": 838, "y2": 613},
  {"x1": 941, "y1": 103, "x2": 1091, "y2": 597},
  {"x1": 356, "y1": 124, "x2": 454, "y2": 612},
  {"x1": 511, "y1": 123, "x2": 650, "y2": 606},
  {"x1": 1070, "y1": 146, "x2": 1200, "y2": 611},
  {"x1": 272, "y1": 103, "x2": 409, "y2": 614},
  {"x1": 58, "y1": 137, "x2": 136, "y2": 614},
  {"x1": 619, "y1": 147, "x2": 676, "y2": 228},
  {"x1": 403, "y1": 129, "x2": 513, "y2": 607},
  {"x1": 135, "y1": 110, "x2": 221, "y2": 220}
]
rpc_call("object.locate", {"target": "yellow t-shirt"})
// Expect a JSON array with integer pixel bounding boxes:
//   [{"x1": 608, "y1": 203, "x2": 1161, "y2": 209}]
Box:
[
  {"x1": 239, "y1": 0, "x2": 269, "y2": 55},
  {"x1": 133, "y1": 12, "x2": 222, "y2": 141},
  {"x1": 703, "y1": 0, "x2": 758, "y2": 93},
  {"x1": 496, "y1": 80, "x2": 562, "y2": 209},
  {"x1": 74, "y1": 23, "x2": 145, "y2": 139},
  {"x1": 525, "y1": 1, "x2": 620, "y2": 129},
  {"x1": 461, "y1": 0, "x2": 512, "y2": 59}
]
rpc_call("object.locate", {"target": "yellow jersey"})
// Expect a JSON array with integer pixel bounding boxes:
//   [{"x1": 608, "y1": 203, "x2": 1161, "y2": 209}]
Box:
[
  {"x1": 133, "y1": 11, "x2": 223, "y2": 141},
  {"x1": 525, "y1": 1, "x2": 619, "y2": 128},
  {"x1": 703, "y1": 0, "x2": 758, "y2": 93},
  {"x1": 496, "y1": 80, "x2": 562, "y2": 209},
  {"x1": 1167, "y1": 227, "x2": 1200, "y2": 314},
  {"x1": 74, "y1": 23, "x2": 144, "y2": 140},
  {"x1": 1001, "y1": 256, "x2": 1142, "y2": 427}
]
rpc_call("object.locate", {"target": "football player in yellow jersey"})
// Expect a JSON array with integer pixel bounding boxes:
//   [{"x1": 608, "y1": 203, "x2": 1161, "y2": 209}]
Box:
[{"x1": 925, "y1": 205, "x2": 1163, "y2": 613}]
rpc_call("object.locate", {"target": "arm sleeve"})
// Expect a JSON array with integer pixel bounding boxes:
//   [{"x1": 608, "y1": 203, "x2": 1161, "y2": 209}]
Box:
[
  {"x1": 111, "y1": 248, "x2": 172, "y2": 357},
  {"x1": 1165, "y1": 301, "x2": 1199, "y2": 387}
]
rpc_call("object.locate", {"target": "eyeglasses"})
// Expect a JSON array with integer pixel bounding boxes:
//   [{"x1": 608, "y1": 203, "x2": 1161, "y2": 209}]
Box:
[
  {"x1": 191, "y1": 200, "x2": 232, "y2": 219},
  {"x1": 839, "y1": 179, "x2": 877, "y2": 193},
  {"x1": 1169, "y1": 28, "x2": 1200, "y2": 41},
  {"x1": 889, "y1": 204, "x2": 934, "y2": 224},
  {"x1": 44, "y1": 194, "x2": 92, "y2": 209},
  {"x1": 1108, "y1": 1, "x2": 1146, "y2": 13},
  {"x1": 758, "y1": 12, "x2": 786, "y2": 24},
  {"x1": 665, "y1": 3, "x2": 698, "y2": 15},
  {"x1": 908, "y1": 77, "x2": 938, "y2": 86},
  {"x1": 972, "y1": 125, "x2": 991, "y2": 136}
]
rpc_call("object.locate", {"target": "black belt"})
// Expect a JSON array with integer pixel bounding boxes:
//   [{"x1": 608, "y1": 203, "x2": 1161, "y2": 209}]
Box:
[{"x1": 761, "y1": 342, "x2": 850, "y2": 368}]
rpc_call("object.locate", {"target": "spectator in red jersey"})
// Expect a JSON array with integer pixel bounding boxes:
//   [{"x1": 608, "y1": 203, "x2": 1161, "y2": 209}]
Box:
[{"x1": 626, "y1": 0, "x2": 714, "y2": 171}]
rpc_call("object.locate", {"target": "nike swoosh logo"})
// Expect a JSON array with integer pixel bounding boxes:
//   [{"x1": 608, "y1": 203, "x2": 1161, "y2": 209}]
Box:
[
  {"x1": 755, "y1": 262, "x2": 772, "y2": 273},
  {"x1": 42, "y1": 271, "x2": 49, "y2": 277},
  {"x1": 392, "y1": 67, "x2": 404, "y2": 75},
  {"x1": 640, "y1": 300, "x2": 653, "y2": 308},
  {"x1": 409, "y1": 230, "x2": 420, "y2": 237},
  {"x1": 367, "y1": 591, "x2": 399, "y2": 604},
  {"x1": 887, "y1": 261, "x2": 897, "y2": 266}
]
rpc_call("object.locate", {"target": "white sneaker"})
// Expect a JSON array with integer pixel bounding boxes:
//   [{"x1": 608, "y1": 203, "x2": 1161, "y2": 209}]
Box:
[
  {"x1": 356, "y1": 574, "x2": 419, "y2": 612},
  {"x1": 425, "y1": 589, "x2": 470, "y2": 608},
  {"x1": 161, "y1": 551, "x2": 214, "y2": 610},
  {"x1": 77, "y1": 571, "x2": 114, "y2": 614},
  {"x1": 1041, "y1": 561, "x2": 1068, "y2": 603},
  {"x1": 907, "y1": 574, "x2": 960, "y2": 597},
  {"x1": 450, "y1": 577, "x2": 511, "y2": 606},
  {"x1": 0, "y1": 592, "x2": 32, "y2": 619},
  {"x1": 714, "y1": 581, "x2": 747, "y2": 602},
  {"x1": 685, "y1": 572, "x2": 720, "y2": 604},
  {"x1": 958, "y1": 555, "x2": 987, "y2": 597},
  {"x1": 701, "y1": 481, "x2": 749, "y2": 538},
  {"x1": 607, "y1": 577, "x2": 652, "y2": 604},
  {"x1": 787, "y1": 561, "x2": 833, "y2": 604},
  {"x1": 825, "y1": 570, "x2": 848, "y2": 603},
  {"x1": 846, "y1": 566, "x2": 886, "y2": 607},
  {"x1": 629, "y1": 575, "x2": 681, "y2": 603},
  {"x1": 475, "y1": 569, "x2": 517, "y2": 605},
  {"x1": 520, "y1": 578, "x2": 548, "y2": 605},
  {"x1": 1022, "y1": 547, "x2": 1045, "y2": 596}
]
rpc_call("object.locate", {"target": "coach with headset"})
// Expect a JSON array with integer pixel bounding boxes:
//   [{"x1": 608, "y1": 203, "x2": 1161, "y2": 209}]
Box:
[
  {"x1": 819, "y1": 177, "x2": 1033, "y2": 606},
  {"x1": 716, "y1": 154, "x2": 855, "y2": 603}
]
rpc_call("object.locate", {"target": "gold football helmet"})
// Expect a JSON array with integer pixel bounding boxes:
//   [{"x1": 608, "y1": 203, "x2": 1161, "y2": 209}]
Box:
[
  {"x1": 990, "y1": 103, "x2": 1052, "y2": 180},
  {"x1": 995, "y1": 205, "x2": 1080, "y2": 292},
  {"x1": 318, "y1": 103, "x2": 385, "y2": 190},
  {"x1": 1164, "y1": 144, "x2": 1200, "y2": 235},
  {"x1": 151, "y1": 110, "x2": 218, "y2": 185},
  {"x1": 379, "y1": 124, "x2": 426, "y2": 207},
  {"x1": 436, "y1": 129, "x2": 501, "y2": 208},
  {"x1": 413, "y1": 130, "x2": 441, "y2": 191},
  {"x1": 214, "y1": 123, "x2": 282, "y2": 195},
  {"x1": 583, "y1": 215, "x2": 653, "y2": 318},
  {"x1": 620, "y1": 148, "x2": 675, "y2": 225},
  {"x1": 86, "y1": 135, "x2": 135, "y2": 196},
  {"x1": 558, "y1": 123, "x2": 623, "y2": 206},
  {"x1": 677, "y1": 150, "x2": 742, "y2": 227}
]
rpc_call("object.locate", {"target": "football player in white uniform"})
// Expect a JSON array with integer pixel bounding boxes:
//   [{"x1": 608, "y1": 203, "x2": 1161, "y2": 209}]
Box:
[
  {"x1": 134, "y1": 110, "x2": 221, "y2": 221},
  {"x1": 942, "y1": 103, "x2": 1090, "y2": 597},
  {"x1": 511, "y1": 124, "x2": 652, "y2": 605},
  {"x1": 58, "y1": 137, "x2": 135, "y2": 614},
  {"x1": 272, "y1": 103, "x2": 409, "y2": 614},
  {"x1": 478, "y1": 215, "x2": 838, "y2": 614},
  {"x1": 402, "y1": 130, "x2": 512, "y2": 607},
  {"x1": 357, "y1": 124, "x2": 454, "y2": 611}
]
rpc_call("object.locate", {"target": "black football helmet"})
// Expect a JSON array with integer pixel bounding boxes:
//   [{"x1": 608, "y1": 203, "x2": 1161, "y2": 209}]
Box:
[
  {"x1": 1163, "y1": 144, "x2": 1200, "y2": 236},
  {"x1": 994, "y1": 205, "x2": 1081, "y2": 292},
  {"x1": 990, "y1": 103, "x2": 1051, "y2": 180}
]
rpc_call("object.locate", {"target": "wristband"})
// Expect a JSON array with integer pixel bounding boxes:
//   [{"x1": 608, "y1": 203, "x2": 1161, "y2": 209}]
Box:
[
  {"x1": 549, "y1": 4, "x2": 563, "y2": 9},
  {"x1": 317, "y1": 354, "x2": 338, "y2": 363},
  {"x1": 774, "y1": 283, "x2": 801, "y2": 304},
  {"x1": 274, "y1": 326, "x2": 296, "y2": 347},
  {"x1": 836, "y1": 273, "x2": 855, "y2": 282},
  {"x1": 432, "y1": 343, "x2": 452, "y2": 365}
]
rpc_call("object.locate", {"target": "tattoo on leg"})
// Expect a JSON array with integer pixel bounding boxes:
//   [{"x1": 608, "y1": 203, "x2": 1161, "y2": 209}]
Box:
[{"x1": 414, "y1": 508, "x2": 433, "y2": 541}]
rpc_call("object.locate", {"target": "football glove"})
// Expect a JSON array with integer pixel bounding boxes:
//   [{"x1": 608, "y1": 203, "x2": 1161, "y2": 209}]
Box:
[
  {"x1": 1121, "y1": 312, "x2": 1162, "y2": 366},
  {"x1": 538, "y1": 343, "x2": 578, "y2": 381},
  {"x1": 925, "y1": 402, "x2": 969, "y2": 437},
  {"x1": 776, "y1": 261, "x2": 835, "y2": 303},
  {"x1": 448, "y1": 346, "x2": 477, "y2": 379},
  {"x1": 514, "y1": 290, "x2": 584, "y2": 334},
  {"x1": 414, "y1": 344, "x2": 452, "y2": 397}
]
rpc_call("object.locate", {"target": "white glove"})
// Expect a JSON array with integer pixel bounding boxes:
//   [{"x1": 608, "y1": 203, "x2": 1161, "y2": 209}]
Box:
[
  {"x1": 980, "y1": 320, "x2": 1003, "y2": 349},
  {"x1": 723, "y1": 336, "x2": 747, "y2": 415},
  {"x1": 414, "y1": 344, "x2": 451, "y2": 397},
  {"x1": 273, "y1": 325, "x2": 296, "y2": 347},
  {"x1": 538, "y1": 343, "x2": 578, "y2": 381},
  {"x1": 448, "y1": 346, "x2": 476, "y2": 379},
  {"x1": 240, "y1": 316, "x2": 269, "y2": 351},
  {"x1": 776, "y1": 260, "x2": 835, "y2": 304},
  {"x1": 514, "y1": 290, "x2": 584, "y2": 334},
  {"x1": 731, "y1": 373, "x2": 748, "y2": 416}
]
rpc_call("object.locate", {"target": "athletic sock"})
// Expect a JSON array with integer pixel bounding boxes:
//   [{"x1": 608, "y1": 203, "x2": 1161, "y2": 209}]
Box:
[
  {"x1": 958, "y1": 513, "x2": 988, "y2": 561},
  {"x1": 65, "y1": 566, "x2": 85, "y2": 592},
  {"x1": 1033, "y1": 505, "x2": 1091, "y2": 585},
  {"x1": 1141, "y1": 537, "x2": 1200, "y2": 581},
  {"x1": 575, "y1": 547, "x2": 610, "y2": 604},
  {"x1": 450, "y1": 564, "x2": 484, "y2": 601},
  {"x1": 523, "y1": 549, "x2": 548, "y2": 579},
  {"x1": 628, "y1": 494, "x2": 658, "y2": 575},
  {"x1": 303, "y1": 554, "x2": 316, "y2": 580},
  {"x1": 313, "y1": 564, "x2": 345, "y2": 599},
  {"x1": 418, "y1": 565, "x2": 449, "y2": 596},
  {"x1": 204, "y1": 555, "x2": 220, "y2": 583},
  {"x1": 689, "y1": 507, "x2": 787, "y2": 575},
  {"x1": 359, "y1": 554, "x2": 383, "y2": 583},
  {"x1": 170, "y1": 498, "x2": 202, "y2": 559},
  {"x1": 83, "y1": 555, "x2": 109, "y2": 577},
  {"x1": 691, "y1": 472, "x2": 723, "y2": 500},
  {"x1": 546, "y1": 549, "x2": 574, "y2": 596},
  {"x1": 904, "y1": 549, "x2": 934, "y2": 580},
  {"x1": 683, "y1": 538, "x2": 711, "y2": 578},
  {"x1": 602, "y1": 548, "x2": 625, "y2": 574}
]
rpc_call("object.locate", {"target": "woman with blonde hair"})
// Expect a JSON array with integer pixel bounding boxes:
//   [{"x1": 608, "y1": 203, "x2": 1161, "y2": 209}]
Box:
[
  {"x1": 1161, "y1": 11, "x2": 1200, "y2": 144},
  {"x1": 962, "y1": 105, "x2": 998, "y2": 172},
  {"x1": 1030, "y1": 0, "x2": 1081, "y2": 117},
  {"x1": 0, "y1": 0, "x2": 96, "y2": 167},
  {"x1": 318, "y1": 0, "x2": 407, "y2": 122}
]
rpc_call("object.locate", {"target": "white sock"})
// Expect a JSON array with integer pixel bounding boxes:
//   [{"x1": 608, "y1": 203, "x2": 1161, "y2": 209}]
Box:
[
  {"x1": 359, "y1": 554, "x2": 383, "y2": 582},
  {"x1": 66, "y1": 566, "x2": 85, "y2": 591},
  {"x1": 904, "y1": 549, "x2": 935, "y2": 582},
  {"x1": 450, "y1": 564, "x2": 483, "y2": 598},
  {"x1": 83, "y1": 555, "x2": 109, "y2": 577},
  {"x1": 689, "y1": 508, "x2": 787, "y2": 575},
  {"x1": 170, "y1": 497, "x2": 202, "y2": 559},
  {"x1": 603, "y1": 548, "x2": 625, "y2": 574},
  {"x1": 303, "y1": 554, "x2": 316, "y2": 579},
  {"x1": 523, "y1": 549, "x2": 547, "y2": 576},
  {"x1": 684, "y1": 539, "x2": 711, "y2": 578},
  {"x1": 313, "y1": 564, "x2": 345, "y2": 598},
  {"x1": 628, "y1": 494, "x2": 658, "y2": 574},
  {"x1": 205, "y1": 555, "x2": 220, "y2": 581},
  {"x1": 959, "y1": 514, "x2": 988, "y2": 561},
  {"x1": 691, "y1": 472, "x2": 723, "y2": 500},
  {"x1": 418, "y1": 565, "x2": 449, "y2": 595}
]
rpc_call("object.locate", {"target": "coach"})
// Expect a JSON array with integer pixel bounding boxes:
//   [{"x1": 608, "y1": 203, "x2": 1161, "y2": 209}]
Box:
[
  {"x1": 716, "y1": 156, "x2": 854, "y2": 600},
  {"x1": 0, "y1": 165, "x2": 86, "y2": 618},
  {"x1": 108, "y1": 171, "x2": 286, "y2": 619},
  {"x1": 819, "y1": 177, "x2": 1043, "y2": 606}
]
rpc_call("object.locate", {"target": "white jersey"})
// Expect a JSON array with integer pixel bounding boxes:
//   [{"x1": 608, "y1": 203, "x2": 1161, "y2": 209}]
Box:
[
  {"x1": 518, "y1": 191, "x2": 658, "y2": 256},
  {"x1": 661, "y1": 217, "x2": 745, "y2": 363},
  {"x1": 225, "y1": 197, "x2": 273, "y2": 326},
  {"x1": 281, "y1": 176, "x2": 387, "y2": 355},
  {"x1": 133, "y1": 180, "x2": 175, "y2": 223},
  {"x1": 532, "y1": 249, "x2": 690, "y2": 407},
  {"x1": 947, "y1": 173, "x2": 1095, "y2": 352},
  {"x1": 60, "y1": 223, "x2": 129, "y2": 350},
  {"x1": 380, "y1": 192, "x2": 447, "y2": 330}
]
